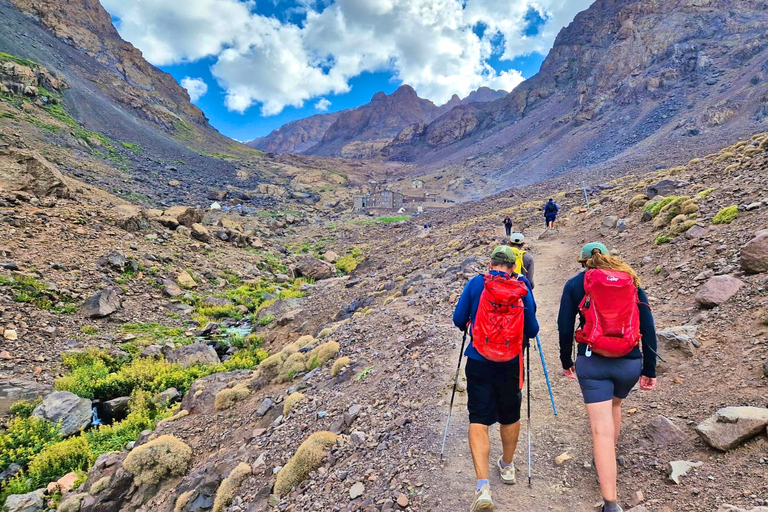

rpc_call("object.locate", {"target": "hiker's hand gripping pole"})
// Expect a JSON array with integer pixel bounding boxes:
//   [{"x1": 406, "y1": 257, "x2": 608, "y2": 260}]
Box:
[
  {"x1": 535, "y1": 334, "x2": 558, "y2": 416},
  {"x1": 440, "y1": 329, "x2": 468, "y2": 461}
]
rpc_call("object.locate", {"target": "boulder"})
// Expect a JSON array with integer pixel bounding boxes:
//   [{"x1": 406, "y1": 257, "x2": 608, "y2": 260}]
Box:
[
  {"x1": 156, "y1": 216, "x2": 180, "y2": 230},
  {"x1": 180, "y1": 371, "x2": 254, "y2": 413},
  {"x1": 695, "y1": 406, "x2": 768, "y2": 451},
  {"x1": 97, "y1": 250, "x2": 136, "y2": 273},
  {"x1": 113, "y1": 205, "x2": 150, "y2": 232},
  {"x1": 191, "y1": 223, "x2": 211, "y2": 243},
  {"x1": 646, "y1": 179, "x2": 687, "y2": 199},
  {"x1": 102, "y1": 397, "x2": 130, "y2": 422},
  {"x1": 153, "y1": 388, "x2": 180, "y2": 407},
  {"x1": 176, "y1": 270, "x2": 197, "y2": 289},
  {"x1": 602, "y1": 215, "x2": 618, "y2": 228},
  {"x1": 4, "y1": 489, "x2": 45, "y2": 512},
  {"x1": 694, "y1": 275, "x2": 744, "y2": 308},
  {"x1": 82, "y1": 287, "x2": 122, "y2": 318},
  {"x1": 293, "y1": 256, "x2": 337, "y2": 280},
  {"x1": 163, "y1": 206, "x2": 203, "y2": 227},
  {"x1": 167, "y1": 343, "x2": 220, "y2": 368},
  {"x1": 323, "y1": 251, "x2": 340, "y2": 263},
  {"x1": 32, "y1": 391, "x2": 92, "y2": 437},
  {"x1": 646, "y1": 415, "x2": 688, "y2": 447},
  {"x1": 0, "y1": 379, "x2": 49, "y2": 415},
  {"x1": 161, "y1": 280, "x2": 183, "y2": 297},
  {"x1": 656, "y1": 326, "x2": 698, "y2": 356},
  {"x1": 685, "y1": 224, "x2": 708, "y2": 239},
  {"x1": 740, "y1": 232, "x2": 768, "y2": 274},
  {"x1": 0, "y1": 148, "x2": 69, "y2": 198}
]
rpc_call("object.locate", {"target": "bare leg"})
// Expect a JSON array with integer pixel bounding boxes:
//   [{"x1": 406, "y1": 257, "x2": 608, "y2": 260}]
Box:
[
  {"x1": 612, "y1": 398, "x2": 623, "y2": 446},
  {"x1": 499, "y1": 421, "x2": 521, "y2": 464},
  {"x1": 469, "y1": 423, "x2": 491, "y2": 480},
  {"x1": 586, "y1": 400, "x2": 617, "y2": 501}
]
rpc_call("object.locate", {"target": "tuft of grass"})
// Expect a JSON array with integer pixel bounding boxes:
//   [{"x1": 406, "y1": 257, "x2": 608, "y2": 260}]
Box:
[
  {"x1": 123, "y1": 435, "x2": 192, "y2": 485},
  {"x1": 212, "y1": 462, "x2": 251, "y2": 512},
  {"x1": 335, "y1": 255, "x2": 358, "y2": 274},
  {"x1": 713, "y1": 205, "x2": 738, "y2": 224},
  {"x1": 0, "y1": 275, "x2": 76, "y2": 313},
  {"x1": 283, "y1": 392, "x2": 305, "y2": 416},
  {"x1": 214, "y1": 383, "x2": 251, "y2": 410},
  {"x1": 0, "y1": 52, "x2": 38, "y2": 68},
  {"x1": 355, "y1": 366, "x2": 373, "y2": 381},
  {"x1": 654, "y1": 235, "x2": 671, "y2": 245},
  {"x1": 307, "y1": 341, "x2": 340, "y2": 371},
  {"x1": 0, "y1": 112, "x2": 17, "y2": 119},
  {"x1": 696, "y1": 188, "x2": 716, "y2": 198},
  {"x1": 331, "y1": 357, "x2": 351, "y2": 377},
  {"x1": 257, "y1": 314, "x2": 274, "y2": 326},
  {"x1": 273, "y1": 432, "x2": 337, "y2": 495}
]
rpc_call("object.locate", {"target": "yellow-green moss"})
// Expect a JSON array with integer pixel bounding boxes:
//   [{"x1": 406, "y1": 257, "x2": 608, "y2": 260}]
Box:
[
  {"x1": 696, "y1": 188, "x2": 716, "y2": 198},
  {"x1": 214, "y1": 384, "x2": 251, "y2": 410},
  {"x1": 123, "y1": 435, "x2": 192, "y2": 485},
  {"x1": 294, "y1": 335, "x2": 316, "y2": 349},
  {"x1": 174, "y1": 490, "x2": 195, "y2": 512},
  {"x1": 274, "y1": 432, "x2": 337, "y2": 496},
  {"x1": 628, "y1": 194, "x2": 649, "y2": 210},
  {"x1": 331, "y1": 357, "x2": 351, "y2": 377},
  {"x1": 277, "y1": 353, "x2": 307, "y2": 383},
  {"x1": 258, "y1": 353, "x2": 284, "y2": 381},
  {"x1": 714, "y1": 152, "x2": 735, "y2": 163},
  {"x1": 157, "y1": 409, "x2": 189, "y2": 426},
  {"x1": 283, "y1": 392, "x2": 305, "y2": 416},
  {"x1": 212, "y1": 462, "x2": 251, "y2": 512},
  {"x1": 317, "y1": 328, "x2": 333, "y2": 339},
  {"x1": 713, "y1": 205, "x2": 738, "y2": 224}
]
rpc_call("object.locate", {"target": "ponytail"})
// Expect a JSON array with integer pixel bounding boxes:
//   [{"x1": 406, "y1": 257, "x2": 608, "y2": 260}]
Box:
[{"x1": 578, "y1": 249, "x2": 641, "y2": 287}]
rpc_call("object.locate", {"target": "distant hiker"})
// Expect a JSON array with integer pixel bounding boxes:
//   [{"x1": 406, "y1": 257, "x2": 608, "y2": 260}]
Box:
[
  {"x1": 503, "y1": 215, "x2": 513, "y2": 237},
  {"x1": 508, "y1": 233, "x2": 534, "y2": 289},
  {"x1": 544, "y1": 198, "x2": 559, "y2": 230},
  {"x1": 453, "y1": 246, "x2": 539, "y2": 512},
  {"x1": 557, "y1": 243, "x2": 657, "y2": 512}
]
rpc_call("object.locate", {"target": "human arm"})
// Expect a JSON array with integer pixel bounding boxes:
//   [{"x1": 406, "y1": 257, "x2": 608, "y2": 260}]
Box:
[
  {"x1": 557, "y1": 276, "x2": 581, "y2": 371},
  {"x1": 452, "y1": 278, "x2": 477, "y2": 332},
  {"x1": 637, "y1": 287, "x2": 658, "y2": 380}
]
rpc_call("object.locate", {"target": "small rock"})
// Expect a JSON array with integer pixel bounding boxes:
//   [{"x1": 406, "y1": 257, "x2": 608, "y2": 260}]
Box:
[
  {"x1": 191, "y1": 223, "x2": 211, "y2": 243},
  {"x1": 3, "y1": 329, "x2": 17, "y2": 341},
  {"x1": 668, "y1": 460, "x2": 702, "y2": 484},
  {"x1": 740, "y1": 232, "x2": 768, "y2": 274},
  {"x1": 255, "y1": 398, "x2": 274, "y2": 417},
  {"x1": 554, "y1": 452, "x2": 572, "y2": 466},
  {"x1": 349, "y1": 482, "x2": 365, "y2": 500},
  {"x1": 81, "y1": 287, "x2": 121, "y2": 318},
  {"x1": 627, "y1": 490, "x2": 645, "y2": 507},
  {"x1": 176, "y1": 270, "x2": 197, "y2": 289},
  {"x1": 695, "y1": 275, "x2": 745, "y2": 308},
  {"x1": 646, "y1": 416, "x2": 688, "y2": 447},
  {"x1": 166, "y1": 343, "x2": 220, "y2": 368},
  {"x1": 656, "y1": 326, "x2": 698, "y2": 356},
  {"x1": 396, "y1": 493, "x2": 409, "y2": 508}
]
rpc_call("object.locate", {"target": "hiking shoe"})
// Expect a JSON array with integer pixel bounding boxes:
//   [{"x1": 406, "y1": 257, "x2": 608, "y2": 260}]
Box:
[
  {"x1": 470, "y1": 484, "x2": 494, "y2": 511},
  {"x1": 601, "y1": 506, "x2": 624, "y2": 512},
  {"x1": 497, "y1": 456, "x2": 516, "y2": 485}
]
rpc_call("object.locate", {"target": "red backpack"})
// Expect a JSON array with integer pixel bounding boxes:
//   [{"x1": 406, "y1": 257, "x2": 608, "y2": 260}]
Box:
[
  {"x1": 472, "y1": 274, "x2": 528, "y2": 363},
  {"x1": 576, "y1": 269, "x2": 641, "y2": 357}
]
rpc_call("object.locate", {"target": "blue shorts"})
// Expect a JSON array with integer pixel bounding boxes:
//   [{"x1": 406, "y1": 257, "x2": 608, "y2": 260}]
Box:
[{"x1": 575, "y1": 354, "x2": 642, "y2": 404}]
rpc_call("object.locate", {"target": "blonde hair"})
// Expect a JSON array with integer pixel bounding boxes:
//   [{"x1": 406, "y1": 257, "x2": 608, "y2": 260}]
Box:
[{"x1": 578, "y1": 249, "x2": 641, "y2": 287}]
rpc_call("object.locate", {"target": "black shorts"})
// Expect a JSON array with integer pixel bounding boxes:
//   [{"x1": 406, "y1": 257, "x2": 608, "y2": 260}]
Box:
[{"x1": 465, "y1": 357, "x2": 522, "y2": 426}]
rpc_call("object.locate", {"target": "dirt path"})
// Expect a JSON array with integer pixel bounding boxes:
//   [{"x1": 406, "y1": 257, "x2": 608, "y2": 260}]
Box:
[{"x1": 433, "y1": 231, "x2": 619, "y2": 512}]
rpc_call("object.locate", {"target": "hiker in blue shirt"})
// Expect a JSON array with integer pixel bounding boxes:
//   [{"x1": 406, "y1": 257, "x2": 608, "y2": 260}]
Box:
[
  {"x1": 452, "y1": 246, "x2": 539, "y2": 512},
  {"x1": 544, "y1": 199, "x2": 559, "y2": 230}
]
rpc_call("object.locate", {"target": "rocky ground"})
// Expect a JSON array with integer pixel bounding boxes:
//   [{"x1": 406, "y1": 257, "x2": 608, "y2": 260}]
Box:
[{"x1": 2, "y1": 131, "x2": 767, "y2": 512}]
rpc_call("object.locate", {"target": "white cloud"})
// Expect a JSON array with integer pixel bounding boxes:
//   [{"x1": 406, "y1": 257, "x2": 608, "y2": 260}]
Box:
[
  {"x1": 315, "y1": 98, "x2": 332, "y2": 111},
  {"x1": 102, "y1": 0, "x2": 594, "y2": 115},
  {"x1": 180, "y1": 77, "x2": 209, "y2": 102}
]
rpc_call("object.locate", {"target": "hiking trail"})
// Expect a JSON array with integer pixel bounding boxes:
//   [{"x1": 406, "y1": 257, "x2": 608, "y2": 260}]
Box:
[{"x1": 432, "y1": 230, "x2": 629, "y2": 512}]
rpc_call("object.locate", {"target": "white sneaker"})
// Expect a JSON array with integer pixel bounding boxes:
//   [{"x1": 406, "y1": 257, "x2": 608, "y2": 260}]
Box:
[
  {"x1": 470, "y1": 484, "x2": 494, "y2": 511},
  {"x1": 497, "y1": 456, "x2": 516, "y2": 485}
]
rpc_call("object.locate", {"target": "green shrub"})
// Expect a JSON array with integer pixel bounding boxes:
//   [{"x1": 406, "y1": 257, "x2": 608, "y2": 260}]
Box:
[
  {"x1": 277, "y1": 353, "x2": 307, "y2": 383},
  {"x1": 335, "y1": 255, "x2": 358, "y2": 274},
  {"x1": 331, "y1": 357, "x2": 351, "y2": 377},
  {"x1": 214, "y1": 384, "x2": 251, "y2": 410},
  {"x1": 628, "y1": 194, "x2": 649, "y2": 210},
  {"x1": 257, "y1": 314, "x2": 275, "y2": 326},
  {"x1": 307, "y1": 341, "x2": 340, "y2": 370},
  {"x1": 713, "y1": 205, "x2": 739, "y2": 224},
  {"x1": 80, "y1": 326, "x2": 98, "y2": 336},
  {"x1": 26, "y1": 436, "x2": 92, "y2": 489},
  {"x1": 714, "y1": 152, "x2": 734, "y2": 163},
  {"x1": 0, "y1": 275, "x2": 76, "y2": 313},
  {"x1": 654, "y1": 235, "x2": 671, "y2": 245},
  {"x1": 669, "y1": 215, "x2": 699, "y2": 235},
  {"x1": 696, "y1": 188, "x2": 716, "y2": 198},
  {"x1": 9, "y1": 398, "x2": 42, "y2": 418},
  {"x1": 0, "y1": 416, "x2": 61, "y2": 471}
]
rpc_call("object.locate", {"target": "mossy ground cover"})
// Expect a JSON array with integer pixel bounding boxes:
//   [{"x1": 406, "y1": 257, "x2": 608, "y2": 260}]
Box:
[{"x1": 0, "y1": 275, "x2": 77, "y2": 313}]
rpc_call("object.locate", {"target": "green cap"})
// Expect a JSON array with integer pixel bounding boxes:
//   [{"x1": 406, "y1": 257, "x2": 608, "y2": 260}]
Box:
[
  {"x1": 490, "y1": 245, "x2": 516, "y2": 263},
  {"x1": 581, "y1": 242, "x2": 609, "y2": 259}
]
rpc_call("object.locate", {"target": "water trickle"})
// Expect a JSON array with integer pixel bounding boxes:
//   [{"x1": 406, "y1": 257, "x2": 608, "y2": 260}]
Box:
[{"x1": 91, "y1": 406, "x2": 103, "y2": 427}]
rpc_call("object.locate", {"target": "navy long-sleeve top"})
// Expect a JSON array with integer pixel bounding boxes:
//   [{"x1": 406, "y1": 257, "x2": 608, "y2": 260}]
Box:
[
  {"x1": 557, "y1": 272, "x2": 657, "y2": 378},
  {"x1": 453, "y1": 270, "x2": 540, "y2": 364}
]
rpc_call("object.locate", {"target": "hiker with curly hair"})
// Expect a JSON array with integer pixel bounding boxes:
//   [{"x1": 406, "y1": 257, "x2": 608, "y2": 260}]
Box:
[
  {"x1": 557, "y1": 243, "x2": 658, "y2": 512},
  {"x1": 453, "y1": 245, "x2": 539, "y2": 511}
]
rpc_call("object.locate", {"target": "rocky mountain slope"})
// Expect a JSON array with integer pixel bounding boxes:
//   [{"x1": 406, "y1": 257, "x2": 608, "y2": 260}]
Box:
[
  {"x1": 2, "y1": 119, "x2": 766, "y2": 512},
  {"x1": 247, "y1": 86, "x2": 507, "y2": 157},
  {"x1": 383, "y1": 0, "x2": 768, "y2": 199}
]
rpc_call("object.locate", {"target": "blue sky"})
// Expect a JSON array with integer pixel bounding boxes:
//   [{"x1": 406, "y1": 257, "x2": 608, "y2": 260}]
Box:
[{"x1": 102, "y1": 0, "x2": 592, "y2": 141}]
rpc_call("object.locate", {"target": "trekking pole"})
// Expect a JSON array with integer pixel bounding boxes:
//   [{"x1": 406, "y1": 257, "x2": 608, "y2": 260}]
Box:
[
  {"x1": 535, "y1": 334, "x2": 558, "y2": 416},
  {"x1": 582, "y1": 181, "x2": 591, "y2": 210},
  {"x1": 440, "y1": 329, "x2": 468, "y2": 462},
  {"x1": 526, "y1": 343, "x2": 532, "y2": 487}
]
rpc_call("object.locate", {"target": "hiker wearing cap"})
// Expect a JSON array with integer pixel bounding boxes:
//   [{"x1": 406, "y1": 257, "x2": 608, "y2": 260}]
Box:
[
  {"x1": 503, "y1": 215, "x2": 513, "y2": 237},
  {"x1": 508, "y1": 233, "x2": 535, "y2": 289},
  {"x1": 557, "y1": 243, "x2": 658, "y2": 512},
  {"x1": 453, "y1": 245, "x2": 539, "y2": 512},
  {"x1": 544, "y1": 199, "x2": 559, "y2": 230}
]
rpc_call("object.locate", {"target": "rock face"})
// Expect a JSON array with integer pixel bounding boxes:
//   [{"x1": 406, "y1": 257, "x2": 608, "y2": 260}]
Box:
[
  {"x1": 167, "y1": 343, "x2": 220, "y2": 368},
  {"x1": 294, "y1": 256, "x2": 337, "y2": 280},
  {"x1": 32, "y1": 391, "x2": 92, "y2": 437},
  {"x1": 0, "y1": 379, "x2": 49, "y2": 415},
  {"x1": 695, "y1": 407, "x2": 768, "y2": 451},
  {"x1": 0, "y1": 148, "x2": 69, "y2": 198},
  {"x1": 4, "y1": 489, "x2": 45, "y2": 512},
  {"x1": 694, "y1": 275, "x2": 744, "y2": 308},
  {"x1": 82, "y1": 287, "x2": 121, "y2": 318},
  {"x1": 740, "y1": 231, "x2": 768, "y2": 273}
]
